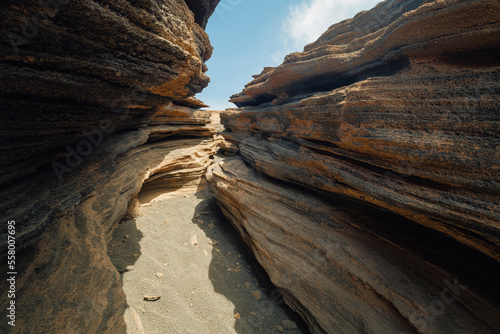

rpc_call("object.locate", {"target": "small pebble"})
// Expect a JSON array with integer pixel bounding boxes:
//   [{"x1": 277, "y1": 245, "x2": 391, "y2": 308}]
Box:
[
  {"x1": 234, "y1": 313, "x2": 241, "y2": 319},
  {"x1": 281, "y1": 320, "x2": 297, "y2": 329},
  {"x1": 144, "y1": 295, "x2": 161, "y2": 302},
  {"x1": 251, "y1": 290, "x2": 262, "y2": 300}
]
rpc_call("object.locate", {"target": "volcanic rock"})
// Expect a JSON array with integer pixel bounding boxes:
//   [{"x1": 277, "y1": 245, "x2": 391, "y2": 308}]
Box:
[
  {"x1": 0, "y1": 0, "x2": 219, "y2": 332},
  {"x1": 209, "y1": 0, "x2": 500, "y2": 332}
]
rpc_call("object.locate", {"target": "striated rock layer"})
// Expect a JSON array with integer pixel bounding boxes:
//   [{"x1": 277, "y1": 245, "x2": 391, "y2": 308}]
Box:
[
  {"x1": 0, "y1": 0, "x2": 219, "y2": 332},
  {"x1": 210, "y1": 0, "x2": 500, "y2": 333}
]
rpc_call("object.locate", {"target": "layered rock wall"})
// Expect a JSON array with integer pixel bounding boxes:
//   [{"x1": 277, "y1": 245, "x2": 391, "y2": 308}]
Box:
[
  {"x1": 209, "y1": 0, "x2": 500, "y2": 332},
  {"x1": 0, "y1": 0, "x2": 219, "y2": 332}
]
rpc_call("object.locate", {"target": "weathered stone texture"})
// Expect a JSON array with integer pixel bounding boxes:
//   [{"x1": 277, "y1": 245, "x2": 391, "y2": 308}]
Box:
[
  {"x1": 0, "y1": 0, "x2": 219, "y2": 332},
  {"x1": 210, "y1": 0, "x2": 500, "y2": 333}
]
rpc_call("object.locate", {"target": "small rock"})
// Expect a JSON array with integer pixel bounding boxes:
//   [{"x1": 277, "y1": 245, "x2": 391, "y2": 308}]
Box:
[
  {"x1": 244, "y1": 282, "x2": 252, "y2": 289},
  {"x1": 281, "y1": 320, "x2": 297, "y2": 329},
  {"x1": 203, "y1": 250, "x2": 208, "y2": 256},
  {"x1": 195, "y1": 214, "x2": 201, "y2": 218},
  {"x1": 251, "y1": 290, "x2": 262, "y2": 300},
  {"x1": 197, "y1": 219, "x2": 204, "y2": 224},
  {"x1": 156, "y1": 273, "x2": 164, "y2": 279},
  {"x1": 208, "y1": 239, "x2": 218, "y2": 246},
  {"x1": 276, "y1": 325, "x2": 284, "y2": 333},
  {"x1": 164, "y1": 219, "x2": 170, "y2": 223},
  {"x1": 208, "y1": 223, "x2": 215, "y2": 229},
  {"x1": 234, "y1": 313, "x2": 241, "y2": 319},
  {"x1": 125, "y1": 266, "x2": 135, "y2": 272},
  {"x1": 144, "y1": 295, "x2": 161, "y2": 302},
  {"x1": 201, "y1": 212, "x2": 210, "y2": 215},
  {"x1": 190, "y1": 235, "x2": 198, "y2": 245}
]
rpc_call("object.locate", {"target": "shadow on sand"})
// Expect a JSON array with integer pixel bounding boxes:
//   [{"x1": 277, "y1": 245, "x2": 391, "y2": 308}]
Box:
[{"x1": 107, "y1": 174, "x2": 309, "y2": 333}]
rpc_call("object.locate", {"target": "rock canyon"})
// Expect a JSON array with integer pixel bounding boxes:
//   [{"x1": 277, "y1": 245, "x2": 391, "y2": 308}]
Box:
[{"x1": 1, "y1": 0, "x2": 499, "y2": 333}]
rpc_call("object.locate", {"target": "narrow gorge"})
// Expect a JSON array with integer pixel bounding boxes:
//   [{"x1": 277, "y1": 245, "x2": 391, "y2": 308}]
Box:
[{"x1": 1, "y1": 0, "x2": 499, "y2": 333}]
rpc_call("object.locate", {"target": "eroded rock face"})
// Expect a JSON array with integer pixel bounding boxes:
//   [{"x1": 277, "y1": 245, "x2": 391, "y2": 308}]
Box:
[
  {"x1": 0, "y1": 0, "x2": 219, "y2": 332},
  {"x1": 209, "y1": 0, "x2": 500, "y2": 332},
  {"x1": 184, "y1": 0, "x2": 221, "y2": 28},
  {"x1": 208, "y1": 157, "x2": 500, "y2": 334},
  {"x1": 0, "y1": 0, "x2": 215, "y2": 187}
]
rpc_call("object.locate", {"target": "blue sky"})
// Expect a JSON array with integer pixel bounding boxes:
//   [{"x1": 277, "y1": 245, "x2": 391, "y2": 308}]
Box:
[{"x1": 197, "y1": 0, "x2": 381, "y2": 110}]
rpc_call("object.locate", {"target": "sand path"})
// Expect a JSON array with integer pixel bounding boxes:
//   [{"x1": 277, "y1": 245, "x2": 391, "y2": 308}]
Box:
[{"x1": 108, "y1": 177, "x2": 307, "y2": 334}]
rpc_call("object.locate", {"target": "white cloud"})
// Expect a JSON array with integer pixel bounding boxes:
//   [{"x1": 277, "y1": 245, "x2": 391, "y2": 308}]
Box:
[{"x1": 273, "y1": 0, "x2": 380, "y2": 63}]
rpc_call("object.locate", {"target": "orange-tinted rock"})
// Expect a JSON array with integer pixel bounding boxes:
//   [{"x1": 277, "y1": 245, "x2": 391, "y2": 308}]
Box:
[
  {"x1": 208, "y1": 157, "x2": 500, "y2": 334},
  {"x1": 0, "y1": 0, "x2": 214, "y2": 186},
  {"x1": 211, "y1": 0, "x2": 500, "y2": 332},
  {"x1": 0, "y1": 0, "x2": 219, "y2": 332},
  {"x1": 231, "y1": 0, "x2": 500, "y2": 107}
]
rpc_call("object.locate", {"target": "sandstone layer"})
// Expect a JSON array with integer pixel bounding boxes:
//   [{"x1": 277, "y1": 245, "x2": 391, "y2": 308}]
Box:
[
  {"x1": 0, "y1": 1, "x2": 219, "y2": 332},
  {"x1": 209, "y1": 0, "x2": 500, "y2": 333}
]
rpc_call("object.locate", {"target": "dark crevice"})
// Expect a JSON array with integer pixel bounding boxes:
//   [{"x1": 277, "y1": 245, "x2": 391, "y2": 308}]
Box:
[
  {"x1": 439, "y1": 48, "x2": 500, "y2": 68},
  {"x1": 214, "y1": 196, "x2": 311, "y2": 334},
  {"x1": 235, "y1": 56, "x2": 410, "y2": 107},
  {"x1": 296, "y1": 137, "x2": 459, "y2": 193},
  {"x1": 287, "y1": 55, "x2": 410, "y2": 98},
  {"x1": 145, "y1": 133, "x2": 213, "y2": 144},
  {"x1": 243, "y1": 162, "x2": 500, "y2": 311}
]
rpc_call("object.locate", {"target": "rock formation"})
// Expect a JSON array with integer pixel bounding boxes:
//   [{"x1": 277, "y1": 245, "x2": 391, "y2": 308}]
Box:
[
  {"x1": 0, "y1": 0, "x2": 219, "y2": 332},
  {"x1": 209, "y1": 0, "x2": 500, "y2": 333}
]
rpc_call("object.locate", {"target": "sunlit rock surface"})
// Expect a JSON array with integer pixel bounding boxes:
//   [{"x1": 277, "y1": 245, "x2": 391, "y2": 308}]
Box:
[
  {"x1": 209, "y1": 0, "x2": 500, "y2": 332},
  {"x1": 0, "y1": 0, "x2": 218, "y2": 332}
]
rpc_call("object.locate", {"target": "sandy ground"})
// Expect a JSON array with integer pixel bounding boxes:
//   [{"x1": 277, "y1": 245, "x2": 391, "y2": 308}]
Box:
[{"x1": 108, "y1": 177, "x2": 308, "y2": 334}]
